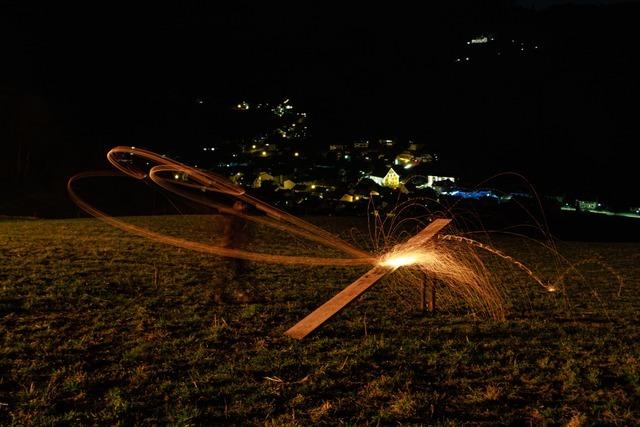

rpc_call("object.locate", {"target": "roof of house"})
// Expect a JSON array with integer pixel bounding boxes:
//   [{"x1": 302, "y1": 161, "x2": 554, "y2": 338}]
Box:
[{"x1": 368, "y1": 163, "x2": 397, "y2": 178}]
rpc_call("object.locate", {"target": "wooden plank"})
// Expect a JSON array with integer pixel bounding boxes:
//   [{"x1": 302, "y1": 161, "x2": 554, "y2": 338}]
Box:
[
  {"x1": 402, "y1": 218, "x2": 452, "y2": 247},
  {"x1": 285, "y1": 218, "x2": 451, "y2": 340},
  {"x1": 285, "y1": 265, "x2": 393, "y2": 339}
]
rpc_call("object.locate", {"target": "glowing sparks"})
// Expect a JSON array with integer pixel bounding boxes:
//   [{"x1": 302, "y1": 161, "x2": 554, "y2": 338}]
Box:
[
  {"x1": 380, "y1": 254, "x2": 419, "y2": 267},
  {"x1": 379, "y1": 250, "x2": 433, "y2": 268},
  {"x1": 68, "y1": 146, "x2": 566, "y2": 325}
]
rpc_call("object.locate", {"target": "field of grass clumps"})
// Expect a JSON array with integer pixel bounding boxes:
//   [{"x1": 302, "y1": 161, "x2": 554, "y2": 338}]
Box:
[{"x1": 1, "y1": 215, "x2": 639, "y2": 425}]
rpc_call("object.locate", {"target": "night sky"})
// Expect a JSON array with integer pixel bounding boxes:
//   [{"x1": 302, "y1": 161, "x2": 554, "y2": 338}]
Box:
[{"x1": 2, "y1": 1, "x2": 640, "y2": 213}]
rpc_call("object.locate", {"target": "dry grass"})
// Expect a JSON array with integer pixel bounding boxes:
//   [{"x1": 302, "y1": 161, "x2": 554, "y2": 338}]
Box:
[{"x1": 1, "y1": 216, "x2": 639, "y2": 425}]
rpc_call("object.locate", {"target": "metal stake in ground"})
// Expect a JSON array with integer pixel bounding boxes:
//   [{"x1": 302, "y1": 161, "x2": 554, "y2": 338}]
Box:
[
  {"x1": 429, "y1": 279, "x2": 436, "y2": 312},
  {"x1": 285, "y1": 218, "x2": 451, "y2": 340},
  {"x1": 419, "y1": 273, "x2": 436, "y2": 313},
  {"x1": 420, "y1": 274, "x2": 427, "y2": 312}
]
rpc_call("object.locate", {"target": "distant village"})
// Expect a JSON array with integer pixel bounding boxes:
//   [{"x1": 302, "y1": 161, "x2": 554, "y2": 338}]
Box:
[
  {"x1": 188, "y1": 99, "x2": 464, "y2": 215},
  {"x1": 189, "y1": 98, "x2": 640, "y2": 219}
]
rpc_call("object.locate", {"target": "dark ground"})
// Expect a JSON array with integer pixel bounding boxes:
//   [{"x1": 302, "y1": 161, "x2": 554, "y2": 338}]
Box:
[{"x1": 1, "y1": 215, "x2": 639, "y2": 425}]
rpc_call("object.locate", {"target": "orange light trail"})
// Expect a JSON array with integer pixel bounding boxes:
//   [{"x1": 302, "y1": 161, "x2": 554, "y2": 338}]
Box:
[
  {"x1": 68, "y1": 146, "x2": 377, "y2": 266},
  {"x1": 68, "y1": 146, "x2": 566, "y2": 321}
]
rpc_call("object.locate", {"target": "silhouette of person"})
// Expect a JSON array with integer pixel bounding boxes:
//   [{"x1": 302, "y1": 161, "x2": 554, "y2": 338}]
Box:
[
  {"x1": 223, "y1": 200, "x2": 248, "y2": 273},
  {"x1": 215, "y1": 200, "x2": 252, "y2": 303}
]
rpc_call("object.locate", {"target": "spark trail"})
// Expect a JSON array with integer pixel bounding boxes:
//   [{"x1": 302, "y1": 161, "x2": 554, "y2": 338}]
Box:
[
  {"x1": 68, "y1": 147, "x2": 375, "y2": 266},
  {"x1": 68, "y1": 146, "x2": 559, "y2": 322}
]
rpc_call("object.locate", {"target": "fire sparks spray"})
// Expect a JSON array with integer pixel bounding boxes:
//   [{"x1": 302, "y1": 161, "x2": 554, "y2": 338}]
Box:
[{"x1": 68, "y1": 146, "x2": 624, "y2": 323}]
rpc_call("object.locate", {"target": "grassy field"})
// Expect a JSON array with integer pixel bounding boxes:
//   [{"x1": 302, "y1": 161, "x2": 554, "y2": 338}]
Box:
[{"x1": 1, "y1": 216, "x2": 639, "y2": 425}]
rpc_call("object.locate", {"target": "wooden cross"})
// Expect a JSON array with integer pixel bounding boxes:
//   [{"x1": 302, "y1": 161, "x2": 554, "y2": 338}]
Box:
[{"x1": 285, "y1": 218, "x2": 451, "y2": 339}]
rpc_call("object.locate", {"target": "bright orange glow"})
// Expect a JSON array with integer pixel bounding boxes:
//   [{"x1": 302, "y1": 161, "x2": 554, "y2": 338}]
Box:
[{"x1": 379, "y1": 250, "x2": 433, "y2": 268}]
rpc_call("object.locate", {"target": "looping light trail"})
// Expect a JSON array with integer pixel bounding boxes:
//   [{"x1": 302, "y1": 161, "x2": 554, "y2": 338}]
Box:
[
  {"x1": 68, "y1": 146, "x2": 377, "y2": 266},
  {"x1": 69, "y1": 146, "x2": 562, "y2": 323}
]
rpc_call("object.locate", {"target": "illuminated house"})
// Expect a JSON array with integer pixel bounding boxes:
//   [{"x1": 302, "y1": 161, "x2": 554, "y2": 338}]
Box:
[
  {"x1": 395, "y1": 152, "x2": 423, "y2": 169},
  {"x1": 379, "y1": 139, "x2": 396, "y2": 147},
  {"x1": 281, "y1": 179, "x2": 296, "y2": 190},
  {"x1": 384, "y1": 168, "x2": 400, "y2": 188},
  {"x1": 341, "y1": 178, "x2": 381, "y2": 202},
  {"x1": 470, "y1": 36, "x2": 488, "y2": 44},
  {"x1": 577, "y1": 200, "x2": 599, "y2": 211},
  {"x1": 425, "y1": 175, "x2": 456, "y2": 188},
  {"x1": 411, "y1": 174, "x2": 457, "y2": 192},
  {"x1": 252, "y1": 171, "x2": 275, "y2": 188},
  {"x1": 395, "y1": 152, "x2": 414, "y2": 165},
  {"x1": 368, "y1": 167, "x2": 401, "y2": 189}
]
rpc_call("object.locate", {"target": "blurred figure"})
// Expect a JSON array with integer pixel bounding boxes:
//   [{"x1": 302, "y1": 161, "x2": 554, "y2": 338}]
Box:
[
  {"x1": 214, "y1": 201, "x2": 253, "y2": 303},
  {"x1": 223, "y1": 201, "x2": 248, "y2": 273}
]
